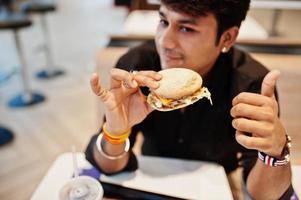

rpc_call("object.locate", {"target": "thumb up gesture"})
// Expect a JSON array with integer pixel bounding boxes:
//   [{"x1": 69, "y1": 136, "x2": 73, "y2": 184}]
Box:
[{"x1": 230, "y1": 70, "x2": 286, "y2": 157}]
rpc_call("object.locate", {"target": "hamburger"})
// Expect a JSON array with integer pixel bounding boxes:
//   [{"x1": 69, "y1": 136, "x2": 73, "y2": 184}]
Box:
[{"x1": 147, "y1": 68, "x2": 212, "y2": 111}]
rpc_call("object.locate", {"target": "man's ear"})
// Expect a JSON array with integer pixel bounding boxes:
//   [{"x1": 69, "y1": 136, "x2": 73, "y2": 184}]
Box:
[{"x1": 219, "y1": 26, "x2": 239, "y2": 53}]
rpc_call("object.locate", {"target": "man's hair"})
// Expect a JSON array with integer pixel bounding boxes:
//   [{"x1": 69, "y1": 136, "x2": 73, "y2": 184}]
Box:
[{"x1": 160, "y1": 0, "x2": 251, "y2": 44}]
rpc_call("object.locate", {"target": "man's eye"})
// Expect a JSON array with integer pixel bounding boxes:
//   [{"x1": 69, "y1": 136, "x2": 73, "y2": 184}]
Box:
[
  {"x1": 180, "y1": 27, "x2": 194, "y2": 32},
  {"x1": 159, "y1": 19, "x2": 168, "y2": 26}
]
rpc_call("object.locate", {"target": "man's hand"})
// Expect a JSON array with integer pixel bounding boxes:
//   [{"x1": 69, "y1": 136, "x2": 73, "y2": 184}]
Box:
[
  {"x1": 90, "y1": 69, "x2": 161, "y2": 136},
  {"x1": 231, "y1": 70, "x2": 286, "y2": 157}
]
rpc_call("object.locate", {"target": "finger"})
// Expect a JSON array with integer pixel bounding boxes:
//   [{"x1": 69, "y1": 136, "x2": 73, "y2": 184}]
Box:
[
  {"x1": 136, "y1": 70, "x2": 162, "y2": 81},
  {"x1": 232, "y1": 118, "x2": 272, "y2": 137},
  {"x1": 90, "y1": 73, "x2": 102, "y2": 95},
  {"x1": 231, "y1": 103, "x2": 275, "y2": 122},
  {"x1": 134, "y1": 74, "x2": 160, "y2": 89},
  {"x1": 235, "y1": 131, "x2": 267, "y2": 150},
  {"x1": 90, "y1": 73, "x2": 110, "y2": 102},
  {"x1": 110, "y1": 68, "x2": 138, "y2": 89},
  {"x1": 137, "y1": 90, "x2": 155, "y2": 114},
  {"x1": 261, "y1": 70, "x2": 280, "y2": 98},
  {"x1": 232, "y1": 92, "x2": 273, "y2": 107},
  {"x1": 146, "y1": 103, "x2": 155, "y2": 113}
]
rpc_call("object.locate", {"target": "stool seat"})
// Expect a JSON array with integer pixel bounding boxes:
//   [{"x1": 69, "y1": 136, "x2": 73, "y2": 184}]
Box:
[
  {"x1": 0, "y1": 6, "x2": 46, "y2": 107},
  {"x1": 0, "y1": 126, "x2": 14, "y2": 146},
  {"x1": 22, "y1": 0, "x2": 56, "y2": 14},
  {"x1": 0, "y1": 12, "x2": 32, "y2": 29}
]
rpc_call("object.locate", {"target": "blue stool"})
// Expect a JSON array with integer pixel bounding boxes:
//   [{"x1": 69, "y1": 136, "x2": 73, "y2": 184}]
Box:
[
  {"x1": 0, "y1": 126, "x2": 14, "y2": 146},
  {"x1": 22, "y1": 0, "x2": 64, "y2": 79},
  {"x1": 0, "y1": 2, "x2": 46, "y2": 107}
]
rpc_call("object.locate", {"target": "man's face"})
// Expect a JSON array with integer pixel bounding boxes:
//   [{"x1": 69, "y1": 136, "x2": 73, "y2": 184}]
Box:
[{"x1": 155, "y1": 5, "x2": 222, "y2": 76}]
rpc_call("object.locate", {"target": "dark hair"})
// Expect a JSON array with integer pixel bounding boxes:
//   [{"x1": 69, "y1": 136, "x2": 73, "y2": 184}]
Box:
[{"x1": 160, "y1": 0, "x2": 251, "y2": 44}]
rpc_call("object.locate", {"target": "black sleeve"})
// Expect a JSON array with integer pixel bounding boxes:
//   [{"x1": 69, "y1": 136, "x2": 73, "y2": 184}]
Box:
[
  {"x1": 279, "y1": 185, "x2": 297, "y2": 200},
  {"x1": 85, "y1": 113, "x2": 144, "y2": 175}
]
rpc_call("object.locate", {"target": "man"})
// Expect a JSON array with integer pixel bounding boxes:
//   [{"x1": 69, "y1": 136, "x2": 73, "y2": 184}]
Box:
[{"x1": 86, "y1": 0, "x2": 295, "y2": 199}]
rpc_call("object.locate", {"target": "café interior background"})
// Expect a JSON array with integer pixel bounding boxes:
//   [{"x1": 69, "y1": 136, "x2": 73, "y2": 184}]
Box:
[{"x1": 0, "y1": 0, "x2": 301, "y2": 199}]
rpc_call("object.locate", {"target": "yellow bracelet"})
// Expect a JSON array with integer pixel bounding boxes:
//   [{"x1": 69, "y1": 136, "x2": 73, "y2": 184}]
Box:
[{"x1": 102, "y1": 122, "x2": 131, "y2": 145}]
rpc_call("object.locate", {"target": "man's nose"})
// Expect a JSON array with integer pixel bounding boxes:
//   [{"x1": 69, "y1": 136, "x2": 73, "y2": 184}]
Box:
[{"x1": 159, "y1": 27, "x2": 177, "y2": 49}]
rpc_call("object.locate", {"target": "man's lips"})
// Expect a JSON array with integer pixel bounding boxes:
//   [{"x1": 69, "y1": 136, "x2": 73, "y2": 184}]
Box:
[{"x1": 162, "y1": 53, "x2": 182, "y2": 60}]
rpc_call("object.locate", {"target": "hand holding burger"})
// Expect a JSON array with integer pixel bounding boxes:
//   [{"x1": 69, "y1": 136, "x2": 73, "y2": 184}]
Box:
[{"x1": 90, "y1": 68, "x2": 211, "y2": 136}]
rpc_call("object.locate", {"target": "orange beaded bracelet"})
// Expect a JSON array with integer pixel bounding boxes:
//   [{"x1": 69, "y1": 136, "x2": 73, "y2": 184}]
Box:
[{"x1": 102, "y1": 122, "x2": 131, "y2": 145}]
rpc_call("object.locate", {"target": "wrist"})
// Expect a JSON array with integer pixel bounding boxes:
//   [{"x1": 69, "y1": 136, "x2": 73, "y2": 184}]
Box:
[
  {"x1": 275, "y1": 133, "x2": 288, "y2": 158},
  {"x1": 105, "y1": 122, "x2": 130, "y2": 136},
  {"x1": 264, "y1": 133, "x2": 288, "y2": 158},
  {"x1": 102, "y1": 122, "x2": 131, "y2": 145},
  {"x1": 258, "y1": 134, "x2": 291, "y2": 167}
]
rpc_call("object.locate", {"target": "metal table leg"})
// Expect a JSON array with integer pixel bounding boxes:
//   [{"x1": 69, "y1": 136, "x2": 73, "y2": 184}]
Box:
[
  {"x1": 8, "y1": 29, "x2": 45, "y2": 108},
  {"x1": 36, "y1": 14, "x2": 64, "y2": 79},
  {"x1": 0, "y1": 68, "x2": 16, "y2": 83},
  {"x1": 269, "y1": 9, "x2": 281, "y2": 37}
]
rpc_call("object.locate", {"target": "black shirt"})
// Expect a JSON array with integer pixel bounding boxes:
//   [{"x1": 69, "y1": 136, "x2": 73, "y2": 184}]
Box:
[
  {"x1": 85, "y1": 40, "x2": 270, "y2": 178},
  {"x1": 85, "y1": 41, "x2": 296, "y2": 199}
]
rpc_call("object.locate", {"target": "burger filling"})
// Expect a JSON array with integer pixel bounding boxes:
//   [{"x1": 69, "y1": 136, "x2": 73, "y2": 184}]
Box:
[{"x1": 150, "y1": 87, "x2": 212, "y2": 109}]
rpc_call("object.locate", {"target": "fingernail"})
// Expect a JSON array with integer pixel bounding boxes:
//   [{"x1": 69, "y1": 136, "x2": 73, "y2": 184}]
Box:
[
  {"x1": 153, "y1": 81, "x2": 159, "y2": 88},
  {"x1": 132, "y1": 80, "x2": 138, "y2": 87},
  {"x1": 156, "y1": 74, "x2": 162, "y2": 80},
  {"x1": 232, "y1": 120, "x2": 236, "y2": 128}
]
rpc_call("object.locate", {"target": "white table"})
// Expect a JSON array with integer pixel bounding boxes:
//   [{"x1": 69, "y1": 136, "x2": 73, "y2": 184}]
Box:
[
  {"x1": 31, "y1": 153, "x2": 301, "y2": 200},
  {"x1": 146, "y1": 0, "x2": 301, "y2": 37},
  {"x1": 147, "y1": 0, "x2": 301, "y2": 9},
  {"x1": 251, "y1": 0, "x2": 301, "y2": 10},
  {"x1": 122, "y1": 10, "x2": 268, "y2": 40},
  {"x1": 31, "y1": 153, "x2": 233, "y2": 200}
]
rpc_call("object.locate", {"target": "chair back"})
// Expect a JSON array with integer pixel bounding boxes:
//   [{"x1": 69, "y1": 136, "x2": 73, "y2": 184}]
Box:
[{"x1": 0, "y1": 0, "x2": 16, "y2": 14}]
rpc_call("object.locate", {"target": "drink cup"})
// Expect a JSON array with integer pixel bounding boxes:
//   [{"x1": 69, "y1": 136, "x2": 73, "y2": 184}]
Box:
[{"x1": 59, "y1": 176, "x2": 103, "y2": 200}]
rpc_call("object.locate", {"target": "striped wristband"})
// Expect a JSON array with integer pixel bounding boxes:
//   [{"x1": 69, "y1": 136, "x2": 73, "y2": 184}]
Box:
[
  {"x1": 258, "y1": 151, "x2": 290, "y2": 167},
  {"x1": 258, "y1": 134, "x2": 291, "y2": 167}
]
